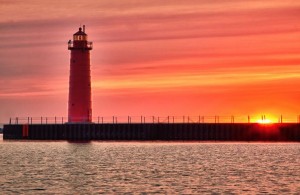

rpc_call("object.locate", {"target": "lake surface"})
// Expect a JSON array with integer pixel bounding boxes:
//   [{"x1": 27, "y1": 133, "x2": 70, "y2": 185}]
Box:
[{"x1": 0, "y1": 134, "x2": 299, "y2": 194}]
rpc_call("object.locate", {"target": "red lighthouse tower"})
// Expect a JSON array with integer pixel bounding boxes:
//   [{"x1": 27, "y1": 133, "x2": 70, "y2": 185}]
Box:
[{"x1": 68, "y1": 25, "x2": 93, "y2": 123}]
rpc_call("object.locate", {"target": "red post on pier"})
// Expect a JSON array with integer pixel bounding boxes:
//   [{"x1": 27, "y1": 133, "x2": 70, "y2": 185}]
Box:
[{"x1": 68, "y1": 25, "x2": 93, "y2": 123}]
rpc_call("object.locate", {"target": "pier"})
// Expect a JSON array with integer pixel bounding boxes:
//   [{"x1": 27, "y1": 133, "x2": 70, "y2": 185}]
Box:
[{"x1": 3, "y1": 116, "x2": 300, "y2": 141}]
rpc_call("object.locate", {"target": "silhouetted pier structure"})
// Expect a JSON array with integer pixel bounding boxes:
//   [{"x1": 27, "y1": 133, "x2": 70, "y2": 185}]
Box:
[{"x1": 3, "y1": 116, "x2": 300, "y2": 141}]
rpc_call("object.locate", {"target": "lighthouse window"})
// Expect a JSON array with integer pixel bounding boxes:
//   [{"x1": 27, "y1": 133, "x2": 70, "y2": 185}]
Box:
[{"x1": 74, "y1": 35, "x2": 82, "y2": 41}]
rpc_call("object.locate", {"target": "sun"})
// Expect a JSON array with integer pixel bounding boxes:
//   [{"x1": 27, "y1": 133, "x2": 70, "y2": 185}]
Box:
[{"x1": 257, "y1": 119, "x2": 273, "y2": 124}]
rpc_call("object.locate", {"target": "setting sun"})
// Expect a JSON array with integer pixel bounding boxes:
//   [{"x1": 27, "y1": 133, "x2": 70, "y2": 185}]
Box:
[{"x1": 257, "y1": 119, "x2": 273, "y2": 124}]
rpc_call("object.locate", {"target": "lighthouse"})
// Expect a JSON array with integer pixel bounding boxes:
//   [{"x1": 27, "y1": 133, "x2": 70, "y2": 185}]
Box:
[{"x1": 68, "y1": 25, "x2": 93, "y2": 123}]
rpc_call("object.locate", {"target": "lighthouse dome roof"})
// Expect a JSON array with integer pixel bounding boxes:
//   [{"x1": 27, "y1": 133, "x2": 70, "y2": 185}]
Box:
[{"x1": 73, "y1": 27, "x2": 87, "y2": 36}]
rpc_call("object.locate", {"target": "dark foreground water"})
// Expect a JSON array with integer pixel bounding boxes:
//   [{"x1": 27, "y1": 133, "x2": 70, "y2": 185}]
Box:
[{"x1": 0, "y1": 135, "x2": 299, "y2": 194}]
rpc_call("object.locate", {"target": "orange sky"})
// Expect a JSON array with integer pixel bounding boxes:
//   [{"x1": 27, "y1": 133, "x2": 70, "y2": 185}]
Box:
[{"x1": 1, "y1": 1, "x2": 300, "y2": 124}]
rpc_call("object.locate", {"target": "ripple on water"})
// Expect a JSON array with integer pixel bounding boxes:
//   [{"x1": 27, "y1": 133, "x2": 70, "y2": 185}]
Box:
[{"x1": 0, "y1": 138, "x2": 299, "y2": 194}]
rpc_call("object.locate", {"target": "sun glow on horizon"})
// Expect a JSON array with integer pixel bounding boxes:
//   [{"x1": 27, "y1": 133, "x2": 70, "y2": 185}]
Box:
[{"x1": 257, "y1": 119, "x2": 273, "y2": 124}]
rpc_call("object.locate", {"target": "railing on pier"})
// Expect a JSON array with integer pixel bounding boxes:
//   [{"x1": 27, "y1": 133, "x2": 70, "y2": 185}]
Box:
[{"x1": 7, "y1": 115, "x2": 300, "y2": 125}]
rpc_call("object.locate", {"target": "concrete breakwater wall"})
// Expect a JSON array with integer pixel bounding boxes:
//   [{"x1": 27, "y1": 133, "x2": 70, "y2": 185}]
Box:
[{"x1": 3, "y1": 123, "x2": 300, "y2": 141}]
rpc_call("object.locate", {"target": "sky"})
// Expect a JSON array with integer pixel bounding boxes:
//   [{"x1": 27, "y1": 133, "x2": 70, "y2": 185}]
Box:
[{"x1": 1, "y1": 0, "x2": 300, "y2": 124}]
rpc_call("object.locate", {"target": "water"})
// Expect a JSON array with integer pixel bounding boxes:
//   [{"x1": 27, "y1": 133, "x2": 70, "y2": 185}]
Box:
[{"x1": 0, "y1": 134, "x2": 299, "y2": 194}]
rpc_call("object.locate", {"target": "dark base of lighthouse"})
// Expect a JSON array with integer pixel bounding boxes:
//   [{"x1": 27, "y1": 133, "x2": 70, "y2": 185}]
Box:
[{"x1": 3, "y1": 123, "x2": 300, "y2": 141}]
